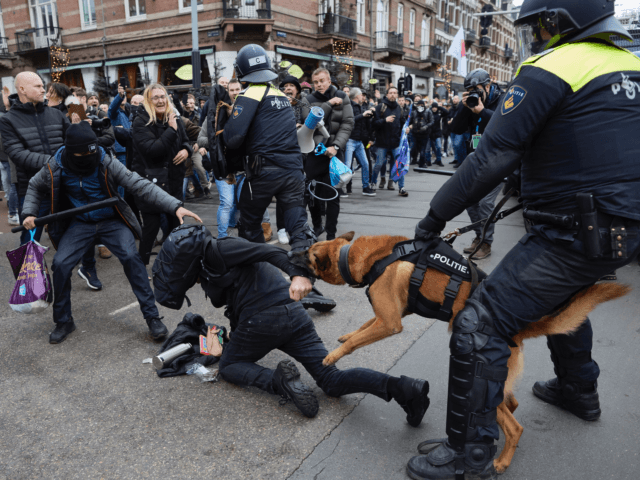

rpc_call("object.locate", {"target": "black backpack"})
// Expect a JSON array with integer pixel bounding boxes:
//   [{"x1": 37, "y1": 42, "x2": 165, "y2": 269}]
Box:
[{"x1": 152, "y1": 224, "x2": 213, "y2": 310}]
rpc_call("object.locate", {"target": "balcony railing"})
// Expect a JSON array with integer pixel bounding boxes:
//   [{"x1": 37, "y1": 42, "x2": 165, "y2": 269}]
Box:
[
  {"x1": 420, "y1": 45, "x2": 443, "y2": 63},
  {"x1": 317, "y1": 13, "x2": 356, "y2": 39},
  {"x1": 16, "y1": 27, "x2": 62, "y2": 52},
  {"x1": 375, "y1": 31, "x2": 404, "y2": 53},
  {"x1": 465, "y1": 29, "x2": 477, "y2": 43},
  {"x1": 505, "y1": 47, "x2": 513, "y2": 58},
  {"x1": 223, "y1": 0, "x2": 271, "y2": 19},
  {"x1": 0, "y1": 37, "x2": 9, "y2": 57}
]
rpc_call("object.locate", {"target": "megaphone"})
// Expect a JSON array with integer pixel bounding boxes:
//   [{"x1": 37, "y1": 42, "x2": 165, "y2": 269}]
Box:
[{"x1": 297, "y1": 106, "x2": 330, "y2": 154}]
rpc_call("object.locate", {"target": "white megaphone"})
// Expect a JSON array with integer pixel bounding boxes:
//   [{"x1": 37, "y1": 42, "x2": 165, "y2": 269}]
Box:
[{"x1": 297, "y1": 106, "x2": 330, "y2": 154}]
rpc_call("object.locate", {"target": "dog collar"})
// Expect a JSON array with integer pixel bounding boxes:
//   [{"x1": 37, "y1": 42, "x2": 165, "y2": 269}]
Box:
[{"x1": 338, "y1": 244, "x2": 365, "y2": 287}]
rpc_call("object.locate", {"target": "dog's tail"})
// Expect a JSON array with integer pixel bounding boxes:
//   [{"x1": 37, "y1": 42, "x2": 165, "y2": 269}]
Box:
[{"x1": 514, "y1": 283, "x2": 631, "y2": 343}]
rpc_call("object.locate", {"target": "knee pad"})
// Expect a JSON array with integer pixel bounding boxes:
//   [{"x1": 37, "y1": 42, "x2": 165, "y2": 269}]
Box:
[{"x1": 289, "y1": 222, "x2": 317, "y2": 252}]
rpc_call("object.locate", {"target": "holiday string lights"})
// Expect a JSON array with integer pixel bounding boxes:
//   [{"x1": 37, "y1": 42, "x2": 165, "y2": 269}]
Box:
[
  {"x1": 50, "y1": 43, "x2": 70, "y2": 82},
  {"x1": 332, "y1": 39, "x2": 354, "y2": 84}
]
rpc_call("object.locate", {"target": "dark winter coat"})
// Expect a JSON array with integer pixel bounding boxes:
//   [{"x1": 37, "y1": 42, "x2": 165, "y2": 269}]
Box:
[
  {"x1": 22, "y1": 148, "x2": 182, "y2": 249},
  {"x1": 449, "y1": 84, "x2": 503, "y2": 137},
  {"x1": 430, "y1": 106, "x2": 449, "y2": 139},
  {"x1": 350, "y1": 102, "x2": 373, "y2": 142},
  {"x1": 0, "y1": 95, "x2": 69, "y2": 196},
  {"x1": 411, "y1": 108, "x2": 434, "y2": 140},
  {"x1": 373, "y1": 97, "x2": 405, "y2": 149},
  {"x1": 131, "y1": 107, "x2": 192, "y2": 209}
]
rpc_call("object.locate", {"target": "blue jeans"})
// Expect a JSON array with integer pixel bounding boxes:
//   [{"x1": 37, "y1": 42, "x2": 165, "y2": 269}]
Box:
[
  {"x1": 1, "y1": 162, "x2": 18, "y2": 216},
  {"x1": 424, "y1": 137, "x2": 442, "y2": 165},
  {"x1": 451, "y1": 132, "x2": 469, "y2": 164},
  {"x1": 219, "y1": 302, "x2": 391, "y2": 400},
  {"x1": 18, "y1": 196, "x2": 51, "y2": 246},
  {"x1": 466, "y1": 183, "x2": 502, "y2": 245},
  {"x1": 215, "y1": 175, "x2": 241, "y2": 238},
  {"x1": 51, "y1": 218, "x2": 159, "y2": 324},
  {"x1": 373, "y1": 147, "x2": 404, "y2": 188},
  {"x1": 344, "y1": 139, "x2": 370, "y2": 189}
]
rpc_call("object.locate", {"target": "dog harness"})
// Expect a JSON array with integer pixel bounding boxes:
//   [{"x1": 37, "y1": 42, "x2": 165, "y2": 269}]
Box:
[{"x1": 338, "y1": 237, "x2": 485, "y2": 323}]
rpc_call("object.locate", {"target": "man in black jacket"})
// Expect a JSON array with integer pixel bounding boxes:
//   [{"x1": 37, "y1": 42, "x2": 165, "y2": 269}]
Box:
[
  {"x1": 410, "y1": 100, "x2": 434, "y2": 168},
  {"x1": 0, "y1": 72, "x2": 69, "y2": 245},
  {"x1": 371, "y1": 86, "x2": 408, "y2": 195},
  {"x1": 189, "y1": 233, "x2": 431, "y2": 423},
  {"x1": 423, "y1": 102, "x2": 448, "y2": 167},
  {"x1": 449, "y1": 69, "x2": 504, "y2": 259},
  {"x1": 300, "y1": 67, "x2": 354, "y2": 237},
  {"x1": 344, "y1": 87, "x2": 375, "y2": 196},
  {"x1": 22, "y1": 122, "x2": 201, "y2": 344},
  {"x1": 448, "y1": 95, "x2": 468, "y2": 167}
]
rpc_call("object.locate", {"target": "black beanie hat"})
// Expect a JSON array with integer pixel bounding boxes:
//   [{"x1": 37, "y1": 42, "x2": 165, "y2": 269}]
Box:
[
  {"x1": 65, "y1": 122, "x2": 99, "y2": 155},
  {"x1": 416, "y1": 100, "x2": 425, "y2": 106},
  {"x1": 431, "y1": 101, "x2": 439, "y2": 109},
  {"x1": 279, "y1": 75, "x2": 301, "y2": 94}
]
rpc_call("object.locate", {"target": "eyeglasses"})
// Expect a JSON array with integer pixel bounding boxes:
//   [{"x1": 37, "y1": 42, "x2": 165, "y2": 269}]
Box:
[{"x1": 151, "y1": 95, "x2": 167, "y2": 102}]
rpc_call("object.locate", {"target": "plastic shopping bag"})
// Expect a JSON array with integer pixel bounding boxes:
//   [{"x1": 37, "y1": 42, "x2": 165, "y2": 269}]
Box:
[
  {"x1": 6, "y1": 230, "x2": 53, "y2": 314},
  {"x1": 329, "y1": 156, "x2": 353, "y2": 189},
  {"x1": 391, "y1": 104, "x2": 412, "y2": 182}
]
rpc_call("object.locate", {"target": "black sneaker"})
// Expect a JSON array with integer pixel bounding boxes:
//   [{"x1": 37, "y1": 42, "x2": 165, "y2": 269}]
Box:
[
  {"x1": 313, "y1": 225, "x2": 325, "y2": 238},
  {"x1": 49, "y1": 320, "x2": 77, "y2": 344},
  {"x1": 78, "y1": 266, "x2": 103, "y2": 290},
  {"x1": 300, "y1": 286, "x2": 337, "y2": 312},
  {"x1": 146, "y1": 316, "x2": 168, "y2": 340},
  {"x1": 395, "y1": 376, "x2": 430, "y2": 427},
  {"x1": 362, "y1": 187, "x2": 376, "y2": 196},
  {"x1": 532, "y1": 377, "x2": 601, "y2": 421},
  {"x1": 399, "y1": 188, "x2": 409, "y2": 197},
  {"x1": 272, "y1": 360, "x2": 319, "y2": 418}
]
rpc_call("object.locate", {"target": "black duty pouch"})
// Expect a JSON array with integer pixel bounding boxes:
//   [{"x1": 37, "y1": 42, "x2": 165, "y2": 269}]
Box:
[
  {"x1": 576, "y1": 193, "x2": 602, "y2": 259},
  {"x1": 244, "y1": 154, "x2": 263, "y2": 182}
]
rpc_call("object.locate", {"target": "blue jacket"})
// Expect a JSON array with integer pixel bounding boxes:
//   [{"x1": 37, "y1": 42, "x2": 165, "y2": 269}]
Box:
[
  {"x1": 108, "y1": 95, "x2": 131, "y2": 154},
  {"x1": 54, "y1": 147, "x2": 115, "y2": 223}
]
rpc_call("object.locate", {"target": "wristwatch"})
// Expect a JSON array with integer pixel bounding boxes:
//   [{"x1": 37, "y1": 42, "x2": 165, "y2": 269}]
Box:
[{"x1": 333, "y1": 145, "x2": 340, "y2": 151}]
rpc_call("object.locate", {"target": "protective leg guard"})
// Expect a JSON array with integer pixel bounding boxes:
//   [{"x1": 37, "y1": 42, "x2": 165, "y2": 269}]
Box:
[
  {"x1": 288, "y1": 222, "x2": 317, "y2": 252},
  {"x1": 408, "y1": 301, "x2": 508, "y2": 480}
]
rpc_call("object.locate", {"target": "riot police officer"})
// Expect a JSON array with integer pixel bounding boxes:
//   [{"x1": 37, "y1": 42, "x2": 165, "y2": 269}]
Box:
[
  {"x1": 223, "y1": 44, "x2": 336, "y2": 312},
  {"x1": 408, "y1": 1, "x2": 640, "y2": 478}
]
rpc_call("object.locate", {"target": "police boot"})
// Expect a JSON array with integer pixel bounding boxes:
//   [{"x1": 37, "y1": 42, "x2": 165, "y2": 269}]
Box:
[
  {"x1": 532, "y1": 333, "x2": 600, "y2": 421},
  {"x1": 407, "y1": 301, "x2": 507, "y2": 480}
]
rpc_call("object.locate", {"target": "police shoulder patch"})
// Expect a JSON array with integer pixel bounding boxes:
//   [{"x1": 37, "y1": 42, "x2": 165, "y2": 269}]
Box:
[
  {"x1": 232, "y1": 105, "x2": 243, "y2": 119},
  {"x1": 501, "y1": 86, "x2": 527, "y2": 115}
]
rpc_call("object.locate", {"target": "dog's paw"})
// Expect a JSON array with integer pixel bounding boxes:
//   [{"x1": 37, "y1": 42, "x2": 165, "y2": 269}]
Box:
[
  {"x1": 322, "y1": 352, "x2": 341, "y2": 366},
  {"x1": 493, "y1": 459, "x2": 508, "y2": 474},
  {"x1": 338, "y1": 333, "x2": 352, "y2": 343}
]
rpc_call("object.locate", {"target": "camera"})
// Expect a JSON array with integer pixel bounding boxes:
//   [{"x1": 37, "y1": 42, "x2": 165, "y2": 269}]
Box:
[
  {"x1": 466, "y1": 88, "x2": 483, "y2": 109},
  {"x1": 87, "y1": 115, "x2": 111, "y2": 131}
]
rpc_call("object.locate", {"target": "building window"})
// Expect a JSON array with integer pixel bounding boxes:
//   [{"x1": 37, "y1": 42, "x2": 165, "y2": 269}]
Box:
[
  {"x1": 409, "y1": 9, "x2": 415, "y2": 45},
  {"x1": 79, "y1": 0, "x2": 96, "y2": 29},
  {"x1": 357, "y1": 0, "x2": 366, "y2": 34},
  {"x1": 421, "y1": 15, "x2": 430, "y2": 46},
  {"x1": 179, "y1": 0, "x2": 203, "y2": 14},
  {"x1": 125, "y1": 0, "x2": 146, "y2": 21},
  {"x1": 397, "y1": 3, "x2": 404, "y2": 37}
]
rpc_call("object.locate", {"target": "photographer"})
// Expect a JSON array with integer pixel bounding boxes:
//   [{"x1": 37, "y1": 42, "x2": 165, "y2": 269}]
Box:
[
  {"x1": 449, "y1": 69, "x2": 504, "y2": 259},
  {"x1": 74, "y1": 88, "x2": 115, "y2": 151}
]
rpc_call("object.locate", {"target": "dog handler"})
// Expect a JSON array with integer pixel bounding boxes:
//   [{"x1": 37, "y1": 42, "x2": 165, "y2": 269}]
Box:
[
  {"x1": 223, "y1": 44, "x2": 336, "y2": 312},
  {"x1": 184, "y1": 233, "x2": 431, "y2": 423},
  {"x1": 409, "y1": 1, "x2": 640, "y2": 478}
]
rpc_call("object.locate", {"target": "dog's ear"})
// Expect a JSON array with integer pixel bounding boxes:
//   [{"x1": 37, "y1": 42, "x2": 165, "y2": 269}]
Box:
[{"x1": 338, "y1": 231, "x2": 355, "y2": 242}]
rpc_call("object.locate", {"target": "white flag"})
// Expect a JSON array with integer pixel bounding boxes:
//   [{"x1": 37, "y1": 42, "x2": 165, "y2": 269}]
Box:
[{"x1": 447, "y1": 28, "x2": 468, "y2": 77}]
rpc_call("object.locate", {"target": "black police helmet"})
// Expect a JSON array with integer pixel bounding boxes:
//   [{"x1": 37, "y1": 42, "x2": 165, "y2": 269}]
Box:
[
  {"x1": 464, "y1": 69, "x2": 491, "y2": 89},
  {"x1": 233, "y1": 44, "x2": 278, "y2": 83},
  {"x1": 516, "y1": 0, "x2": 612, "y2": 34}
]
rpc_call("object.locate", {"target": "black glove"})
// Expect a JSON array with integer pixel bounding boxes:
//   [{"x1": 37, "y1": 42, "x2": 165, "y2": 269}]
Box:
[{"x1": 415, "y1": 209, "x2": 447, "y2": 241}]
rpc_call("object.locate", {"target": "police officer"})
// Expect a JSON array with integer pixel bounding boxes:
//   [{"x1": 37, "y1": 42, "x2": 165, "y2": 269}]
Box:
[
  {"x1": 407, "y1": 1, "x2": 640, "y2": 478},
  {"x1": 223, "y1": 44, "x2": 336, "y2": 312}
]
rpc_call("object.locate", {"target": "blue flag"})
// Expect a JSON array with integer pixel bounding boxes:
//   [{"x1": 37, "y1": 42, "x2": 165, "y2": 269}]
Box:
[{"x1": 391, "y1": 104, "x2": 412, "y2": 182}]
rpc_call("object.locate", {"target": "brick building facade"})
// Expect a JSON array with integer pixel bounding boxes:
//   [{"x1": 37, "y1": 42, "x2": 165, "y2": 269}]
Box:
[{"x1": 0, "y1": 0, "x2": 517, "y2": 101}]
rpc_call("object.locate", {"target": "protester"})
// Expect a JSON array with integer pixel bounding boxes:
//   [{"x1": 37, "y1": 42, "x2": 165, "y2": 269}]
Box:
[
  {"x1": 280, "y1": 75, "x2": 304, "y2": 126},
  {"x1": 422, "y1": 102, "x2": 447, "y2": 167},
  {"x1": 411, "y1": 100, "x2": 434, "y2": 168},
  {"x1": 45, "y1": 82, "x2": 76, "y2": 115},
  {"x1": 0, "y1": 72, "x2": 69, "y2": 245},
  {"x1": 0, "y1": 104, "x2": 19, "y2": 226},
  {"x1": 371, "y1": 86, "x2": 408, "y2": 196},
  {"x1": 217, "y1": 76, "x2": 229, "y2": 89},
  {"x1": 300, "y1": 67, "x2": 354, "y2": 237},
  {"x1": 182, "y1": 115, "x2": 209, "y2": 200},
  {"x1": 99, "y1": 103, "x2": 108, "y2": 113},
  {"x1": 448, "y1": 95, "x2": 467, "y2": 167},
  {"x1": 21, "y1": 122, "x2": 201, "y2": 344},
  {"x1": 184, "y1": 94, "x2": 200, "y2": 124},
  {"x1": 449, "y1": 68, "x2": 504, "y2": 259},
  {"x1": 345, "y1": 87, "x2": 375, "y2": 196},
  {"x1": 131, "y1": 83, "x2": 192, "y2": 265}
]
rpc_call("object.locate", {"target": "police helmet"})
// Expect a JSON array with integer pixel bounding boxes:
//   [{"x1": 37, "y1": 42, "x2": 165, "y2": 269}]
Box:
[
  {"x1": 515, "y1": 0, "x2": 632, "y2": 60},
  {"x1": 464, "y1": 69, "x2": 491, "y2": 90},
  {"x1": 233, "y1": 44, "x2": 278, "y2": 83}
]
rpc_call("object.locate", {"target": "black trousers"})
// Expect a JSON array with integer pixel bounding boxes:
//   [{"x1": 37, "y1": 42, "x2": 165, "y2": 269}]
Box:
[
  {"x1": 138, "y1": 210, "x2": 180, "y2": 265},
  {"x1": 308, "y1": 171, "x2": 340, "y2": 236}
]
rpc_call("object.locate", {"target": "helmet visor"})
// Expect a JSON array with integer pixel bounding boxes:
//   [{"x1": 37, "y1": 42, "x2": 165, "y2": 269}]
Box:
[{"x1": 517, "y1": 24, "x2": 549, "y2": 64}]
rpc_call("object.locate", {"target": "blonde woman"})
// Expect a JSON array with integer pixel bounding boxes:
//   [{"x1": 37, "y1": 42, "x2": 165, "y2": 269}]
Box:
[{"x1": 132, "y1": 83, "x2": 192, "y2": 265}]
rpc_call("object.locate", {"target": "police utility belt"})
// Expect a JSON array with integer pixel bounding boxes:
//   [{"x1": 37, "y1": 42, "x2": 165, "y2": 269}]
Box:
[{"x1": 522, "y1": 193, "x2": 638, "y2": 260}]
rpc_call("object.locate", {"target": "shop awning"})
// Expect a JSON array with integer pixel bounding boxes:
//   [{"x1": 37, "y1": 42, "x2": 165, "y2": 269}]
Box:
[
  {"x1": 38, "y1": 48, "x2": 214, "y2": 75},
  {"x1": 276, "y1": 46, "x2": 372, "y2": 68}
]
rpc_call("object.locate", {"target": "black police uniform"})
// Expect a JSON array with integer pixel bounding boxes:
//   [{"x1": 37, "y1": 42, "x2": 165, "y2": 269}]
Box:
[
  {"x1": 409, "y1": 32, "x2": 640, "y2": 480},
  {"x1": 223, "y1": 84, "x2": 312, "y2": 249}
]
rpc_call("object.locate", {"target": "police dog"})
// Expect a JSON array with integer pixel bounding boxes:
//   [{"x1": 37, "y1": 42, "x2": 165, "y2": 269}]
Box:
[{"x1": 290, "y1": 231, "x2": 630, "y2": 473}]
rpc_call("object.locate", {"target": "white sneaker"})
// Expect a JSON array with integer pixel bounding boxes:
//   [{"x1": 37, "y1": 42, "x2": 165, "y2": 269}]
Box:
[
  {"x1": 8, "y1": 214, "x2": 19, "y2": 226},
  {"x1": 277, "y1": 228, "x2": 289, "y2": 245}
]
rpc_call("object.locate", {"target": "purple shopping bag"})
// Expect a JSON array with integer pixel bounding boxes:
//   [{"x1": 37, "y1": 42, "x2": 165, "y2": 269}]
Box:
[{"x1": 6, "y1": 230, "x2": 53, "y2": 314}]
